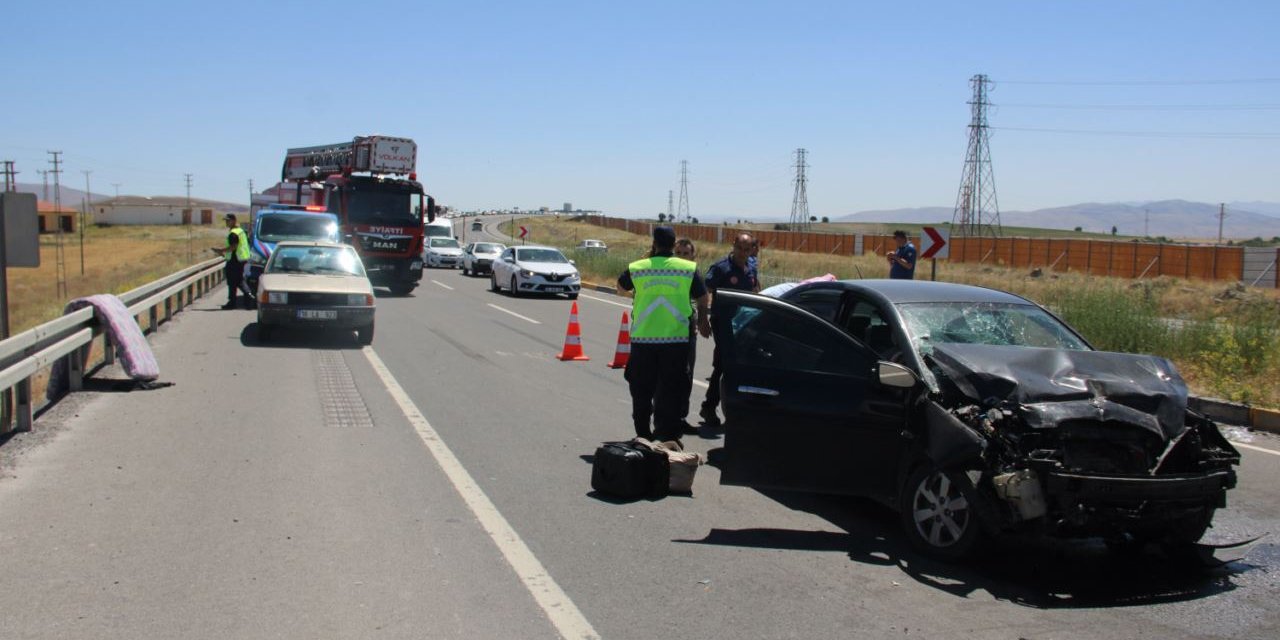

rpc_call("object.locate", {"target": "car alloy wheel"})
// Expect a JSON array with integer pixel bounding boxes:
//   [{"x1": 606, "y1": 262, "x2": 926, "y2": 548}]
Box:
[
  {"x1": 900, "y1": 464, "x2": 982, "y2": 560},
  {"x1": 490, "y1": 272, "x2": 499, "y2": 292},
  {"x1": 510, "y1": 276, "x2": 519, "y2": 297}
]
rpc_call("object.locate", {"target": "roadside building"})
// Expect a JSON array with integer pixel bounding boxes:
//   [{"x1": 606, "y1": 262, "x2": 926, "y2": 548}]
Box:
[
  {"x1": 37, "y1": 201, "x2": 78, "y2": 233},
  {"x1": 93, "y1": 196, "x2": 236, "y2": 226}
]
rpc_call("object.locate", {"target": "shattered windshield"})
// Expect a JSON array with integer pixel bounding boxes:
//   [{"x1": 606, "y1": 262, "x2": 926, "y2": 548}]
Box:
[{"x1": 896, "y1": 302, "x2": 1089, "y2": 354}]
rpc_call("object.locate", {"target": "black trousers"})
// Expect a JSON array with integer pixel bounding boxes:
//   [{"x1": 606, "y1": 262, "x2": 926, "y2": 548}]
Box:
[
  {"x1": 625, "y1": 342, "x2": 693, "y2": 442},
  {"x1": 679, "y1": 323, "x2": 697, "y2": 419},
  {"x1": 701, "y1": 342, "x2": 722, "y2": 416},
  {"x1": 225, "y1": 261, "x2": 253, "y2": 305}
]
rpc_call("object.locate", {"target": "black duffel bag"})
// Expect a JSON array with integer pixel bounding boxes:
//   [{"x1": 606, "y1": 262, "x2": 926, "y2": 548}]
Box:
[{"x1": 591, "y1": 441, "x2": 670, "y2": 499}]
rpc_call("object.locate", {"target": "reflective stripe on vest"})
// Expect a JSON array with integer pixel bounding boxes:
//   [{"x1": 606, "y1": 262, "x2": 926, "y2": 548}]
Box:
[
  {"x1": 629, "y1": 256, "x2": 696, "y2": 343},
  {"x1": 227, "y1": 227, "x2": 250, "y2": 262}
]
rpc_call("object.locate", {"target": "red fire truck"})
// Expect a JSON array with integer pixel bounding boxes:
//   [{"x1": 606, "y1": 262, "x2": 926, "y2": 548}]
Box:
[{"x1": 277, "y1": 135, "x2": 436, "y2": 295}]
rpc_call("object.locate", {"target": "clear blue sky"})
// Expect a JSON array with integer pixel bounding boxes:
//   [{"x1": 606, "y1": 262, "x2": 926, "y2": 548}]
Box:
[{"x1": 6, "y1": 0, "x2": 1279, "y2": 219}]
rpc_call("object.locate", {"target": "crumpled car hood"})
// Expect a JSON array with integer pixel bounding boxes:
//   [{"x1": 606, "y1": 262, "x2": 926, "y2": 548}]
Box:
[{"x1": 927, "y1": 344, "x2": 1188, "y2": 442}]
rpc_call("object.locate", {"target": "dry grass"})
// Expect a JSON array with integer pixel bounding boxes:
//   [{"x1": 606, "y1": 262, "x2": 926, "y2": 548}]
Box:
[
  {"x1": 5, "y1": 225, "x2": 224, "y2": 335},
  {"x1": 512, "y1": 216, "x2": 1280, "y2": 409}
]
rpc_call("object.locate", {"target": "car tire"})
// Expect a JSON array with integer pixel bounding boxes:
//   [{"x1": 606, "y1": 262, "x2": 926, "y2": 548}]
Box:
[
  {"x1": 389, "y1": 284, "x2": 414, "y2": 296},
  {"x1": 568, "y1": 293, "x2": 578, "y2": 300},
  {"x1": 490, "y1": 273, "x2": 499, "y2": 292},
  {"x1": 357, "y1": 322, "x2": 375, "y2": 346},
  {"x1": 899, "y1": 464, "x2": 984, "y2": 561},
  {"x1": 510, "y1": 276, "x2": 519, "y2": 297},
  {"x1": 258, "y1": 324, "x2": 272, "y2": 343}
]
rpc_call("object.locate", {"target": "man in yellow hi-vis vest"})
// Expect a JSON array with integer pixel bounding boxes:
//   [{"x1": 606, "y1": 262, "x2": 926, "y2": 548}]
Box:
[
  {"x1": 212, "y1": 213, "x2": 255, "y2": 309},
  {"x1": 617, "y1": 226, "x2": 711, "y2": 443}
]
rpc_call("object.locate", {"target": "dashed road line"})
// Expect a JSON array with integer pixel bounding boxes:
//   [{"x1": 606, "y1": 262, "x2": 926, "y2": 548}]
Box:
[
  {"x1": 363, "y1": 347, "x2": 599, "y2": 640},
  {"x1": 577, "y1": 292, "x2": 630, "y2": 309},
  {"x1": 486, "y1": 303, "x2": 542, "y2": 324},
  {"x1": 1233, "y1": 442, "x2": 1280, "y2": 457},
  {"x1": 431, "y1": 280, "x2": 455, "y2": 290},
  {"x1": 692, "y1": 379, "x2": 709, "y2": 389}
]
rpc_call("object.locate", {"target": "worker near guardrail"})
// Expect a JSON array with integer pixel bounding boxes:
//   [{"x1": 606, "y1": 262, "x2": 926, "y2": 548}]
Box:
[
  {"x1": 212, "y1": 214, "x2": 255, "y2": 309},
  {"x1": 617, "y1": 226, "x2": 711, "y2": 443},
  {"x1": 699, "y1": 233, "x2": 759, "y2": 428},
  {"x1": 887, "y1": 230, "x2": 916, "y2": 279}
]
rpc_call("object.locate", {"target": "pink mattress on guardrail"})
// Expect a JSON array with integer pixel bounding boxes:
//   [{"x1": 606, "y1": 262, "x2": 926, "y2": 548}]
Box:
[{"x1": 46, "y1": 294, "x2": 161, "y2": 400}]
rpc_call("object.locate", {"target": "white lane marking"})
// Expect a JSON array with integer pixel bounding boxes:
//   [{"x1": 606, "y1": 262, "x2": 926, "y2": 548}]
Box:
[
  {"x1": 1233, "y1": 442, "x2": 1280, "y2": 457},
  {"x1": 432, "y1": 280, "x2": 455, "y2": 290},
  {"x1": 486, "y1": 303, "x2": 542, "y2": 324},
  {"x1": 578, "y1": 292, "x2": 631, "y2": 309},
  {"x1": 692, "y1": 379, "x2": 709, "y2": 389},
  {"x1": 363, "y1": 348, "x2": 599, "y2": 640}
]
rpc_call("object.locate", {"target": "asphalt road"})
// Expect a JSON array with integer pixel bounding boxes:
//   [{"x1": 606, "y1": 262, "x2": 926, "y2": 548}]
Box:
[{"x1": 1, "y1": 216, "x2": 1277, "y2": 639}]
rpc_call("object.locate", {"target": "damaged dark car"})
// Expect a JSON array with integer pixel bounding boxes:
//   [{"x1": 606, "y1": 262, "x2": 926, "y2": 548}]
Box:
[{"x1": 712, "y1": 280, "x2": 1240, "y2": 560}]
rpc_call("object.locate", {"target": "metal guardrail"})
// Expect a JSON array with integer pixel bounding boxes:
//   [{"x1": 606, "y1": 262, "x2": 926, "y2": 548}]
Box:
[{"x1": 0, "y1": 258, "x2": 226, "y2": 435}]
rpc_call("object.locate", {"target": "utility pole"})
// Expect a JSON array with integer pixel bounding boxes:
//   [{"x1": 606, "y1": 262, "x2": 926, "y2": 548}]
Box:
[
  {"x1": 111, "y1": 183, "x2": 121, "y2": 199},
  {"x1": 184, "y1": 173, "x2": 194, "y2": 263},
  {"x1": 789, "y1": 148, "x2": 810, "y2": 231},
  {"x1": 48, "y1": 151, "x2": 68, "y2": 298},
  {"x1": 1144, "y1": 207, "x2": 1150, "y2": 237},
  {"x1": 1217, "y1": 203, "x2": 1226, "y2": 245},
  {"x1": 1, "y1": 161, "x2": 16, "y2": 191},
  {"x1": 39, "y1": 170, "x2": 50, "y2": 201},
  {"x1": 80, "y1": 169, "x2": 92, "y2": 275},
  {"x1": 949, "y1": 74, "x2": 1002, "y2": 238},
  {"x1": 676, "y1": 160, "x2": 690, "y2": 223}
]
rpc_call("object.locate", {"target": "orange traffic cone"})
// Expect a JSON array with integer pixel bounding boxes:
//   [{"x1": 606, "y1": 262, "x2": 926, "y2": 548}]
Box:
[
  {"x1": 556, "y1": 301, "x2": 590, "y2": 361},
  {"x1": 607, "y1": 311, "x2": 631, "y2": 369}
]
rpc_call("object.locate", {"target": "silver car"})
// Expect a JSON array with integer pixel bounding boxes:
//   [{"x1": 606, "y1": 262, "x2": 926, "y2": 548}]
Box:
[
  {"x1": 461, "y1": 241, "x2": 506, "y2": 276},
  {"x1": 490, "y1": 245, "x2": 581, "y2": 299},
  {"x1": 424, "y1": 237, "x2": 464, "y2": 268}
]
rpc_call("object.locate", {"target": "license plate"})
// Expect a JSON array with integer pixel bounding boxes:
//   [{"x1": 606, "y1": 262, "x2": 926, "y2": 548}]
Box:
[
  {"x1": 411, "y1": 260, "x2": 423, "y2": 269},
  {"x1": 298, "y1": 309, "x2": 337, "y2": 320},
  {"x1": 544, "y1": 286, "x2": 564, "y2": 292}
]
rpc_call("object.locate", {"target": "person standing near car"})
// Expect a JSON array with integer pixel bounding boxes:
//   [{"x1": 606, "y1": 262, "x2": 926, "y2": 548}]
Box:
[
  {"x1": 617, "y1": 226, "x2": 711, "y2": 443},
  {"x1": 674, "y1": 237, "x2": 702, "y2": 433},
  {"x1": 699, "y1": 233, "x2": 759, "y2": 428},
  {"x1": 212, "y1": 213, "x2": 255, "y2": 309},
  {"x1": 887, "y1": 230, "x2": 916, "y2": 280}
]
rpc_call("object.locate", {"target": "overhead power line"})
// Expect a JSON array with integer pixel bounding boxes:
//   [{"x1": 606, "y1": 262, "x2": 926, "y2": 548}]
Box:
[
  {"x1": 999, "y1": 102, "x2": 1280, "y2": 111},
  {"x1": 993, "y1": 126, "x2": 1280, "y2": 140},
  {"x1": 998, "y1": 77, "x2": 1280, "y2": 86}
]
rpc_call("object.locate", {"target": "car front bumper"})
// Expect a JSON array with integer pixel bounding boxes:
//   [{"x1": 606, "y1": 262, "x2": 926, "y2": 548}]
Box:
[
  {"x1": 1038, "y1": 468, "x2": 1236, "y2": 536},
  {"x1": 517, "y1": 276, "x2": 581, "y2": 294},
  {"x1": 258, "y1": 305, "x2": 375, "y2": 330}
]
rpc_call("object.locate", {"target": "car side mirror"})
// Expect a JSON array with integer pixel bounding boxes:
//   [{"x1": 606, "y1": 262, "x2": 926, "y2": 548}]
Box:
[
  {"x1": 877, "y1": 362, "x2": 917, "y2": 389},
  {"x1": 570, "y1": 259, "x2": 576, "y2": 265}
]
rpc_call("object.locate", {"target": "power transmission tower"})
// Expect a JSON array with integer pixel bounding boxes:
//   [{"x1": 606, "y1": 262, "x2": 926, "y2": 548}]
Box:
[
  {"x1": 1, "y1": 161, "x2": 16, "y2": 191},
  {"x1": 80, "y1": 169, "x2": 92, "y2": 275},
  {"x1": 1144, "y1": 207, "x2": 1150, "y2": 237},
  {"x1": 48, "y1": 151, "x2": 68, "y2": 298},
  {"x1": 789, "y1": 148, "x2": 810, "y2": 230},
  {"x1": 39, "y1": 170, "x2": 50, "y2": 200},
  {"x1": 950, "y1": 74, "x2": 1002, "y2": 237},
  {"x1": 1217, "y1": 203, "x2": 1227, "y2": 245},
  {"x1": 676, "y1": 160, "x2": 690, "y2": 223},
  {"x1": 667, "y1": 190, "x2": 673, "y2": 222}
]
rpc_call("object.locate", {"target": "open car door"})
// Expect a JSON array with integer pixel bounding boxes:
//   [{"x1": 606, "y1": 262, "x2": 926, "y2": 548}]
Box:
[{"x1": 713, "y1": 290, "x2": 910, "y2": 499}]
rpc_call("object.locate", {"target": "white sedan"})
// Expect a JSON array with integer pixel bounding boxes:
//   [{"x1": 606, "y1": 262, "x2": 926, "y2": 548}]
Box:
[
  {"x1": 461, "y1": 241, "x2": 506, "y2": 276},
  {"x1": 424, "y1": 237, "x2": 464, "y2": 268},
  {"x1": 490, "y1": 245, "x2": 581, "y2": 299}
]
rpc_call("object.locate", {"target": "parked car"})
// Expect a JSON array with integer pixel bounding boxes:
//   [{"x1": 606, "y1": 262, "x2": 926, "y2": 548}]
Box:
[
  {"x1": 576, "y1": 239, "x2": 607, "y2": 252},
  {"x1": 424, "y1": 237, "x2": 464, "y2": 268},
  {"x1": 461, "y1": 242, "x2": 506, "y2": 276},
  {"x1": 713, "y1": 280, "x2": 1240, "y2": 560},
  {"x1": 256, "y1": 242, "x2": 376, "y2": 345},
  {"x1": 490, "y1": 245, "x2": 581, "y2": 298},
  {"x1": 246, "y1": 206, "x2": 341, "y2": 293}
]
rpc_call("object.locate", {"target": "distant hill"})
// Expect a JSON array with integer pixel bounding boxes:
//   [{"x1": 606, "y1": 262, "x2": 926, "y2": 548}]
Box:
[
  {"x1": 13, "y1": 182, "x2": 247, "y2": 214},
  {"x1": 840, "y1": 200, "x2": 1280, "y2": 240}
]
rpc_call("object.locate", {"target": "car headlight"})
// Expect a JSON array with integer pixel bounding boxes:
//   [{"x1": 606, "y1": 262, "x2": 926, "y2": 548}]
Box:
[
  {"x1": 348, "y1": 293, "x2": 374, "y2": 306},
  {"x1": 519, "y1": 269, "x2": 535, "y2": 278},
  {"x1": 267, "y1": 291, "x2": 288, "y2": 304}
]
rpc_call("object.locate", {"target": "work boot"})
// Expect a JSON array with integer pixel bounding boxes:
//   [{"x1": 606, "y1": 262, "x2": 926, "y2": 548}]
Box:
[
  {"x1": 221, "y1": 301, "x2": 238, "y2": 310},
  {"x1": 699, "y1": 406, "x2": 721, "y2": 428}
]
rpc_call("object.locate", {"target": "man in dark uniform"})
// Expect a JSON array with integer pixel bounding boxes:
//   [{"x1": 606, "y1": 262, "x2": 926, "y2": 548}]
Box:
[
  {"x1": 699, "y1": 233, "x2": 759, "y2": 428},
  {"x1": 887, "y1": 230, "x2": 916, "y2": 279},
  {"x1": 617, "y1": 226, "x2": 711, "y2": 443},
  {"x1": 212, "y1": 214, "x2": 255, "y2": 309}
]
